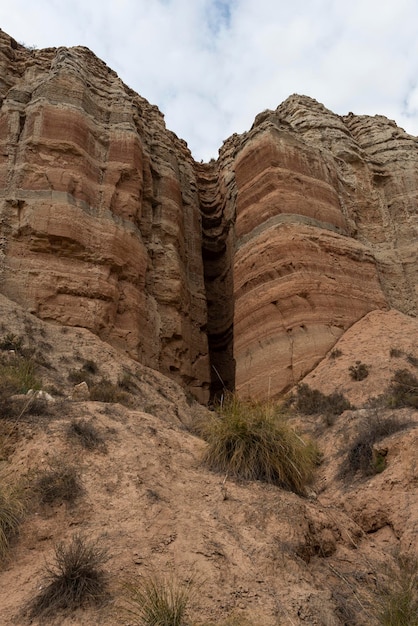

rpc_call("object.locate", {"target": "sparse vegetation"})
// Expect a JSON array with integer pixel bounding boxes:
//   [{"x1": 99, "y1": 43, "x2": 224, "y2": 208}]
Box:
[
  {"x1": 294, "y1": 383, "x2": 353, "y2": 418},
  {"x1": 388, "y1": 369, "x2": 418, "y2": 409},
  {"x1": 0, "y1": 354, "x2": 40, "y2": 395},
  {"x1": 406, "y1": 353, "x2": 418, "y2": 368},
  {"x1": 68, "y1": 359, "x2": 99, "y2": 386},
  {"x1": 68, "y1": 368, "x2": 92, "y2": 385},
  {"x1": 81, "y1": 359, "x2": 99, "y2": 375},
  {"x1": 0, "y1": 480, "x2": 25, "y2": 560},
  {"x1": 34, "y1": 460, "x2": 83, "y2": 505},
  {"x1": 0, "y1": 385, "x2": 17, "y2": 421},
  {"x1": 390, "y1": 348, "x2": 403, "y2": 358},
  {"x1": 389, "y1": 348, "x2": 418, "y2": 369},
  {"x1": 126, "y1": 574, "x2": 192, "y2": 626},
  {"x1": 29, "y1": 534, "x2": 109, "y2": 619},
  {"x1": 339, "y1": 414, "x2": 410, "y2": 479},
  {"x1": 0, "y1": 333, "x2": 23, "y2": 352},
  {"x1": 349, "y1": 361, "x2": 370, "y2": 381},
  {"x1": 66, "y1": 418, "x2": 106, "y2": 452},
  {"x1": 24, "y1": 393, "x2": 52, "y2": 416},
  {"x1": 202, "y1": 396, "x2": 318, "y2": 494},
  {"x1": 90, "y1": 378, "x2": 130, "y2": 405},
  {"x1": 377, "y1": 555, "x2": 418, "y2": 626},
  {"x1": 118, "y1": 371, "x2": 137, "y2": 392},
  {"x1": 0, "y1": 354, "x2": 41, "y2": 420}
]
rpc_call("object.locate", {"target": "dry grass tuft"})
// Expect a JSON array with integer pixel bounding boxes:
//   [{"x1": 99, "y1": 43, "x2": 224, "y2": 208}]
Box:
[
  {"x1": 90, "y1": 378, "x2": 130, "y2": 405},
  {"x1": 34, "y1": 459, "x2": 83, "y2": 505},
  {"x1": 0, "y1": 355, "x2": 40, "y2": 397},
  {"x1": 339, "y1": 414, "x2": 410, "y2": 480},
  {"x1": 202, "y1": 396, "x2": 318, "y2": 494},
  {"x1": 0, "y1": 479, "x2": 25, "y2": 560},
  {"x1": 0, "y1": 333, "x2": 24, "y2": 352},
  {"x1": 29, "y1": 534, "x2": 109, "y2": 619},
  {"x1": 377, "y1": 554, "x2": 418, "y2": 625},
  {"x1": 388, "y1": 369, "x2": 418, "y2": 409},
  {"x1": 125, "y1": 574, "x2": 192, "y2": 626},
  {"x1": 293, "y1": 383, "x2": 353, "y2": 418},
  {"x1": 66, "y1": 418, "x2": 107, "y2": 452},
  {"x1": 81, "y1": 359, "x2": 99, "y2": 375},
  {"x1": 349, "y1": 361, "x2": 370, "y2": 381}
]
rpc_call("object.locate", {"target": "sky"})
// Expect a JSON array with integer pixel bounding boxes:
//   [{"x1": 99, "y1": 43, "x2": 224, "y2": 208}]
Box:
[{"x1": 1, "y1": 0, "x2": 418, "y2": 161}]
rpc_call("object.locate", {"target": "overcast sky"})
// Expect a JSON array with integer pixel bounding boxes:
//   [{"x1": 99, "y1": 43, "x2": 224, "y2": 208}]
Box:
[{"x1": 1, "y1": 0, "x2": 418, "y2": 160}]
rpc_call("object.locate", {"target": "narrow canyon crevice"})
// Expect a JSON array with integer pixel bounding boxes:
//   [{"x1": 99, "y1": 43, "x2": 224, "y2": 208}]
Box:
[
  {"x1": 0, "y1": 32, "x2": 417, "y2": 404},
  {"x1": 196, "y1": 161, "x2": 235, "y2": 401}
]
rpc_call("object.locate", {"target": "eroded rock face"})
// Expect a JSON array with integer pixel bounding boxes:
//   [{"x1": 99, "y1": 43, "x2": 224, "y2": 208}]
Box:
[
  {"x1": 0, "y1": 31, "x2": 417, "y2": 402},
  {"x1": 0, "y1": 31, "x2": 210, "y2": 402},
  {"x1": 222, "y1": 96, "x2": 418, "y2": 398},
  {"x1": 196, "y1": 155, "x2": 236, "y2": 398}
]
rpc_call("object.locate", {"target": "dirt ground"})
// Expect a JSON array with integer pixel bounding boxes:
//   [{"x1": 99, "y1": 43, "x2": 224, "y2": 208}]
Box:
[{"x1": 0, "y1": 295, "x2": 417, "y2": 625}]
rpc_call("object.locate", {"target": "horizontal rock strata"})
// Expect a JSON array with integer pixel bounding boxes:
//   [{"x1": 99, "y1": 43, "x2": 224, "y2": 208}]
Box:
[
  {"x1": 0, "y1": 31, "x2": 417, "y2": 401},
  {"x1": 217, "y1": 96, "x2": 417, "y2": 398},
  {"x1": 0, "y1": 30, "x2": 210, "y2": 402}
]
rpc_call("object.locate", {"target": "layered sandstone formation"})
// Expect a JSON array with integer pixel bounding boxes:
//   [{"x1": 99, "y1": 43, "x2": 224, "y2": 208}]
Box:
[
  {"x1": 0, "y1": 30, "x2": 417, "y2": 401},
  {"x1": 0, "y1": 30, "x2": 210, "y2": 401},
  {"x1": 227, "y1": 98, "x2": 417, "y2": 398}
]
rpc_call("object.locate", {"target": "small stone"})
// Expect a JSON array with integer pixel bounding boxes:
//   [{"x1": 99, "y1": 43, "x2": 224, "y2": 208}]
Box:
[{"x1": 72, "y1": 381, "x2": 90, "y2": 401}]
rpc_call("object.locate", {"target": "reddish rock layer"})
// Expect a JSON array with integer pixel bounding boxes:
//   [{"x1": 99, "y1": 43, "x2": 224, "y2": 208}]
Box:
[
  {"x1": 234, "y1": 224, "x2": 387, "y2": 397},
  {"x1": 222, "y1": 97, "x2": 417, "y2": 398},
  {"x1": 1, "y1": 32, "x2": 417, "y2": 402},
  {"x1": 0, "y1": 31, "x2": 209, "y2": 401}
]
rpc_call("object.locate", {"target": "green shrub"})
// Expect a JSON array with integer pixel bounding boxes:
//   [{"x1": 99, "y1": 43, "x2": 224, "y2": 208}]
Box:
[
  {"x1": 126, "y1": 574, "x2": 192, "y2": 626},
  {"x1": 378, "y1": 555, "x2": 418, "y2": 625},
  {"x1": 389, "y1": 370, "x2": 418, "y2": 409},
  {"x1": 294, "y1": 383, "x2": 353, "y2": 417},
  {"x1": 349, "y1": 361, "x2": 370, "y2": 381},
  {"x1": 0, "y1": 481, "x2": 25, "y2": 560},
  {"x1": 34, "y1": 460, "x2": 83, "y2": 505},
  {"x1": 66, "y1": 419, "x2": 106, "y2": 452},
  {"x1": 202, "y1": 396, "x2": 318, "y2": 494},
  {"x1": 29, "y1": 534, "x2": 108, "y2": 619},
  {"x1": 339, "y1": 415, "x2": 410, "y2": 480}
]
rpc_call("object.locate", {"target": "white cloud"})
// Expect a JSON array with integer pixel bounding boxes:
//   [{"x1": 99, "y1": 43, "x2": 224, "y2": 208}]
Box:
[{"x1": 1, "y1": 0, "x2": 418, "y2": 159}]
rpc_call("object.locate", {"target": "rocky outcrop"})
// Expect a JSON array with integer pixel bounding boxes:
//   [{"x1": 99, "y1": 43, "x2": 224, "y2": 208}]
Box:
[
  {"x1": 0, "y1": 30, "x2": 210, "y2": 402},
  {"x1": 0, "y1": 31, "x2": 417, "y2": 401},
  {"x1": 222, "y1": 97, "x2": 418, "y2": 398}
]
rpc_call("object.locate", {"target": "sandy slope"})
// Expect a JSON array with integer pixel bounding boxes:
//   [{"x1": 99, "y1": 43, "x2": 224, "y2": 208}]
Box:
[{"x1": 0, "y1": 296, "x2": 417, "y2": 625}]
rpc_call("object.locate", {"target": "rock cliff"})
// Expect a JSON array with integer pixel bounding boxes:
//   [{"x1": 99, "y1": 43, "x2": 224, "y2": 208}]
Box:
[
  {"x1": 226, "y1": 98, "x2": 418, "y2": 398},
  {"x1": 0, "y1": 30, "x2": 417, "y2": 401},
  {"x1": 0, "y1": 30, "x2": 210, "y2": 402}
]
